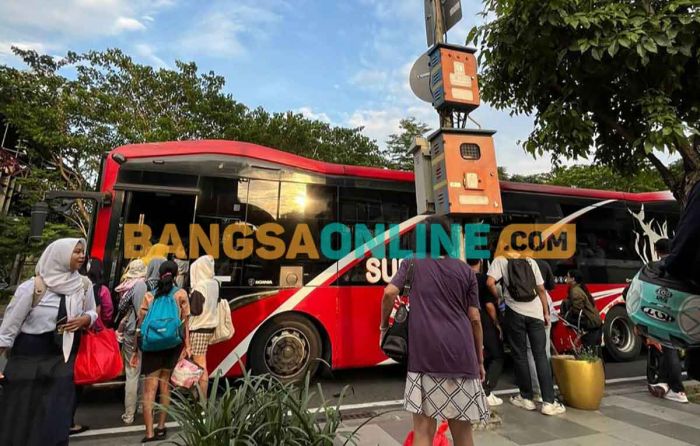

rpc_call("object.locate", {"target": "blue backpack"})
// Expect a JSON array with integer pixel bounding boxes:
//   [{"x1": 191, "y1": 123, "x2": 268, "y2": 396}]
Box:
[{"x1": 140, "y1": 287, "x2": 183, "y2": 352}]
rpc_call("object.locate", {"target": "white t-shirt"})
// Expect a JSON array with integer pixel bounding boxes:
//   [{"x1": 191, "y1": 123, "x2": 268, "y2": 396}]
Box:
[{"x1": 487, "y1": 256, "x2": 544, "y2": 320}]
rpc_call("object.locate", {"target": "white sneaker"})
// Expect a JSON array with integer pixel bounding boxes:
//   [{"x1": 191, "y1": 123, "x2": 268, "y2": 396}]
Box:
[
  {"x1": 648, "y1": 382, "x2": 669, "y2": 398},
  {"x1": 664, "y1": 390, "x2": 689, "y2": 403},
  {"x1": 510, "y1": 395, "x2": 537, "y2": 411},
  {"x1": 120, "y1": 413, "x2": 134, "y2": 425},
  {"x1": 541, "y1": 401, "x2": 567, "y2": 416},
  {"x1": 486, "y1": 393, "x2": 503, "y2": 406}
]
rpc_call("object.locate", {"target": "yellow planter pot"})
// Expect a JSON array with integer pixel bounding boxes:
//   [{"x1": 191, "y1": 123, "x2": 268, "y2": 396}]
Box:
[{"x1": 551, "y1": 355, "x2": 605, "y2": 410}]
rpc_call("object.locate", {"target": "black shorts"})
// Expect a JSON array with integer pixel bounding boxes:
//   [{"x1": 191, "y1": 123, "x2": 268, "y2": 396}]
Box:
[{"x1": 141, "y1": 345, "x2": 181, "y2": 376}]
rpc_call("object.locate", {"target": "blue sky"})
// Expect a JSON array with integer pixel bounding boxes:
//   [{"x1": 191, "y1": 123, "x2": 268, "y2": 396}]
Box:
[{"x1": 0, "y1": 0, "x2": 558, "y2": 174}]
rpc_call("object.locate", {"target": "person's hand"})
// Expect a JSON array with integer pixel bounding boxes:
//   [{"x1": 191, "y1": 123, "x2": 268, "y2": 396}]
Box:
[
  {"x1": 180, "y1": 345, "x2": 192, "y2": 360},
  {"x1": 479, "y1": 363, "x2": 486, "y2": 382},
  {"x1": 129, "y1": 352, "x2": 139, "y2": 368},
  {"x1": 544, "y1": 313, "x2": 551, "y2": 327},
  {"x1": 495, "y1": 324, "x2": 503, "y2": 340},
  {"x1": 62, "y1": 315, "x2": 91, "y2": 333}
]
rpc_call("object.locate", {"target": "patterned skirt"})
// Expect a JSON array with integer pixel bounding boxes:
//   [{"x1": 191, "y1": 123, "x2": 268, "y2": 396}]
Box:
[
  {"x1": 404, "y1": 372, "x2": 490, "y2": 422},
  {"x1": 190, "y1": 331, "x2": 214, "y2": 356}
]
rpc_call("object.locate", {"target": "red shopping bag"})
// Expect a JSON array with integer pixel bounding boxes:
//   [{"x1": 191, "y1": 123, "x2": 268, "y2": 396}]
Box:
[
  {"x1": 403, "y1": 421, "x2": 450, "y2": 446},
  {"x1": 74, "y1": 325, "x2": 123, "y2": 385}
]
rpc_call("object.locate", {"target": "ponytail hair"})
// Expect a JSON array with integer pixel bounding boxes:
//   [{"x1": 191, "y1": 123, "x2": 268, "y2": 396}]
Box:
[
  {"x1": 569, "y1": 269, "x2": 595, "y2": 307},
  {"x1": 155, "y1": 260, "x2": 179, "y2": 297}
]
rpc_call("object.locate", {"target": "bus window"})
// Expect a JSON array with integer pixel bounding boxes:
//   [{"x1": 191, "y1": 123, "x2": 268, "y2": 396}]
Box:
[
  {"x1": 194, "y1": 177, "x2": 248, "y2": 285},
  {"x1": 278, "y1": 182, "x2": 338, "y2": 285},
  {"x1": 243, "y1": 179, "x2": 281, "y2": 287}
]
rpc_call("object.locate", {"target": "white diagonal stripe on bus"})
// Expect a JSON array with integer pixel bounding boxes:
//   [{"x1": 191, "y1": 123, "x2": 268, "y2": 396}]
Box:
[
  {"x1": 541, "y1": 198, "x2": 618, "y2": 241},
  {"x1": 552, "y1": 287, "x2": 625, "y2": 308},
  {"x1": 211, "y1": 214, "x2": 430, "y2": 377}
]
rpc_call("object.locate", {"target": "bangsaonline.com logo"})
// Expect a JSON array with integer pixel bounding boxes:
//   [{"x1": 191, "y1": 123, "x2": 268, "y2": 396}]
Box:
[{"x1": 123, "y1": 222, "x2": 576, "y2": 261}]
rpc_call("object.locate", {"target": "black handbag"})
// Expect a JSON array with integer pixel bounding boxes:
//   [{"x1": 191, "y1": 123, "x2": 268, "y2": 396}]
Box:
[{"x1": 381, "y1": 260, "x2": 415, "y2": 364}]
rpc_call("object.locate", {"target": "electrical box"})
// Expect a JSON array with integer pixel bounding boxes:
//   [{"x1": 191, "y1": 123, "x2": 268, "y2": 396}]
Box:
[
  {"x1": 429, "y1": 128, "x2": 502, "y2": 215},
  {"x1": 411, "y1": 136, "x2": 435, "y2": 214},
  {"x1": 428, "y1": 43, "x2": 480, "y2": 112}
]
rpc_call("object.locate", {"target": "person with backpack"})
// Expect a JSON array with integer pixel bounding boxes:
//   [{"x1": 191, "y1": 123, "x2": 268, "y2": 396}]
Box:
[
  {"x1": 114, "y1": 258, "x2": 148, "y2": 424},
  {"x1": 188, "y1": 255, "x2": 219, "y2": 400},
  {"x1": 562, "y1": 270, "x2": 603, "y2": 348},
  {"x1": 131, "y1": 260, "x2": 190, "y2": 443},
  {"x1": 382, "y1": 216, "x2": 489, "y2": 446},
  {"x1": 486, "y1": 250, "x2": 565, "y2": 416},
  {"x1": 526, "y1": 259, "x2": 558, "y2": 403},
  {"x1": 87, "y1": 258, "x2": 113, "y2": 328},
  {"x1": 0, "y1": 238, "x2": 97, "y2": 446}
]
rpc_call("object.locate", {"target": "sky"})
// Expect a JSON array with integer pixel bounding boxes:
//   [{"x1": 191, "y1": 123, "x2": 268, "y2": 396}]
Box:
[{"x1": 0, "y1": 0, "x2": 560, "y2": 175}]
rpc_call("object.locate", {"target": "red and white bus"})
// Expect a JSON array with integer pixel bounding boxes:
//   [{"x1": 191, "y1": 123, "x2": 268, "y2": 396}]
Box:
[{"x1": 84, "y1": 140, "x2": 677, "y2": 381}]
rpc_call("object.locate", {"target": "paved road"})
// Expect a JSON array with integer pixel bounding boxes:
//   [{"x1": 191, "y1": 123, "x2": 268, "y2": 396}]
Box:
[{"x1": 71, "y1": 355, "x2": 649, "y2": 432}]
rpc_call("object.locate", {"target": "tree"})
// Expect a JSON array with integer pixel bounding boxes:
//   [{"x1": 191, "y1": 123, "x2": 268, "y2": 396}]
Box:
[
  {"x1": 385, "y1": 117, "x2": 431, "y2": 170},
  {"x1": 0, "y1": 48, "x2": 387, "y2": 236},
  {"x1": 469, "y1": 0, "x2": 700, "y2": 206}
]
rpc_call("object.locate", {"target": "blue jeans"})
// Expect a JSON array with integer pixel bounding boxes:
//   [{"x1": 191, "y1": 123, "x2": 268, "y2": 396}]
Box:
[{"x1": 505, "y1": 307, "x2": 555, "y2": 403}]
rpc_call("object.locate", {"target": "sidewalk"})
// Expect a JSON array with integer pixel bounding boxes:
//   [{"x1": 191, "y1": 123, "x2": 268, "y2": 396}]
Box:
[
  {"x1": 341, "y1": 384, "x2": 700, "y2": 446},
  {"x1": 72, "y1": 382, "x2": 700, "y2": 445}
]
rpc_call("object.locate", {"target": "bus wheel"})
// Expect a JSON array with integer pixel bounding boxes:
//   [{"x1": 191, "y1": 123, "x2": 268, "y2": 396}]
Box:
[
  {"x1": 604, "y1": 306, "x2": 642, "y2": 362},
  {"x1": 249, "y1": 314, "x2": 322, "y2": 383}
]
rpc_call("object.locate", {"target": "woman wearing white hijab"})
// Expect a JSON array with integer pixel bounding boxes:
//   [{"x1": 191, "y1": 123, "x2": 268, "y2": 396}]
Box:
[
  {"x1": 115, "y1": 258, "x2": 148, "y2": 425},
  {"x1": 188, "y1": 255, "x2": 219, "y2": 399},
  {"x1": 0, "y1": 238, "x2": 97, "y2": 446}
]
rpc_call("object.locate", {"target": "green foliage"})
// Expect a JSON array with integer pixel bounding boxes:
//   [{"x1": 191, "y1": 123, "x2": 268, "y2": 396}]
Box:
[
  {"x1": 385, "y1": 117, "x2": 431, "y2": 170},
  {"x1": 166, "y1": 371, "x2": 357, "y2": 446},
  {"x1": 0, "y1": 48, "x2": 387, "y2": 236},
  {"x1": 504, "y1": 162, "x2": 679, "y2": 192},
  {"x1": 469, "y1": 0, "x2": 700, "y2": 202},
  {"x1": 0, "y1": 216, "x2": 80, "y2": 284}
]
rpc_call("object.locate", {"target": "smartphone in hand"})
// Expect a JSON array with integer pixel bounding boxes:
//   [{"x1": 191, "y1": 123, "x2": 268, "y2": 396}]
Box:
[{"x1": 56, "y1": 316, "x2": 68, "y2": 334}]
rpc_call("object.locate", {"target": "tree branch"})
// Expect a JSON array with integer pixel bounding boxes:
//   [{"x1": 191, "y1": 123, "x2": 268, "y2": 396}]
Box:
[
  {"x1": 673, "y1": 137, "x2": 700, "y2": 170},
  {"x1": 647, "y1": 152, "x2": 679, "y2": 196}
]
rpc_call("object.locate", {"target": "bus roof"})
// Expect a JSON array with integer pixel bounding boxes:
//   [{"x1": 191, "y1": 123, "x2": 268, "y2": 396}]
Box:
[{"x1": 111, "y1": 140, "x2": 674, "y2": 203}]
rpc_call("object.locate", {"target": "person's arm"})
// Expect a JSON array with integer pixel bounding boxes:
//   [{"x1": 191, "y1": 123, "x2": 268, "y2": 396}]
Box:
[
  {"x1": 0, "y1": 283, "x2": 33, "y2": 355},
  {"x1": 537, "y1": 285, "x2": 550, "y2": 326},
  {"x1": 485, "y1": 302, "x2": 502, "y2": 337},
  {"x1": 381, "y1": 284, "x2": 400, "y2": 331},
  {"x1": 468, "y1": 306, "x2": 485, "y2": 381},
  {"x1": 570, "y1": 287, "x2": 587, "y2": 311},
  {"x1": 63, "y1": 283, "x2": 97, "y2": 332},
  {"x1": 101, "y1": 286, "x2": 114, "y2": 322},
  {"x1": 178, "y1": 289, "x2": 191, "y2": 358},
  {"x1": 486, "y1": 276, "x2": 500, "y2": 302}
]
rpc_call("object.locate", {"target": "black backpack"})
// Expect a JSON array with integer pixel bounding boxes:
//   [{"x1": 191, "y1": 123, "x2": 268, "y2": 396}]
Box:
[{"x1": 505, "y1": 259, "x2": 537, "y2": 302}]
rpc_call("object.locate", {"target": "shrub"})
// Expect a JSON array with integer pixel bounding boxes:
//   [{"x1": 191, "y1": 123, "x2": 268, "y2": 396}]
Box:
[{"x1": 164, "y1": 370, "x2": 358, "y2": 445}]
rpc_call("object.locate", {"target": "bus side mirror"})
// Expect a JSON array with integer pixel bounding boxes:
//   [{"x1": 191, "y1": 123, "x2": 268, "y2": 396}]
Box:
[{"x1": 30, "y1": 201, "x2": 49, "y2": 241}]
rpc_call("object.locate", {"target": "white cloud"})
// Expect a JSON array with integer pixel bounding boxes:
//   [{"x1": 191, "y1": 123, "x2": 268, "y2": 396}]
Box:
[
  {"x1": 297, "y1": 107, "x2": 332, "y2": 124},
  {"x1": 134, "y1": 43, "x2": 167, "y2": 68},
  {"x1": 114, "y1": 16, "x2": 146, "y2": 32},
  {"x1": 0, "y1": 1, "x2": 167, "y2": 38},
  {"x1": 350, "y1": 69, "x2": 388, "y2": 88},
  {"x1": 0, "y1": 41, "x2": 48, "y2": 56},
  {"x1": 179, "y1": 2, "x2": 283, "y2": 58}
]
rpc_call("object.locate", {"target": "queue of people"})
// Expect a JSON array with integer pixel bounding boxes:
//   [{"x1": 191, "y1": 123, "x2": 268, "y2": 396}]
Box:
[{"x1": 0, "y1": 241, "x2": 226, "y2": 445}]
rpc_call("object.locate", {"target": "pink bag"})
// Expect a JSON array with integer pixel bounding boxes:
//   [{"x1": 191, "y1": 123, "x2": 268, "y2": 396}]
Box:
[
  {"x1": 170, "y1": 358, "x2": 203, "y2": 389},
  {"x1": 403, "y1": 421, "x2": 450, "y2": 446}
]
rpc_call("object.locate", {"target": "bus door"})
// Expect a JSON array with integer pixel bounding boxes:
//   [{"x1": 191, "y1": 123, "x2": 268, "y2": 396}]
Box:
[{"x1": 107, "y1": 187, "x2": 197, "y2": 289}]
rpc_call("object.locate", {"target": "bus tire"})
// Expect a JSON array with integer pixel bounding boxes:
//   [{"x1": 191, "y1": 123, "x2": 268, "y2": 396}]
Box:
[
  {"x1": 604, "y1": 306, "x2": 642, "y2": 362},
  {"x1": 249, "y1": 314, "x2": 322, "y2": 383}
]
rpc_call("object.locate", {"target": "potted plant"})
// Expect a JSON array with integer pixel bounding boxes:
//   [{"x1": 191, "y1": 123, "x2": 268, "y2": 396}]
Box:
[{"x1": 551, "y1": 345, "x2": 605, "y2": 410}]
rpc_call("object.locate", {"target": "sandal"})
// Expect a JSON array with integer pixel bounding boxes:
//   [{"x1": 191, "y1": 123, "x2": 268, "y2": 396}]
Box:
[
  {"x1": 155, "y1": 427, "x2": 167, "y2": 438},
  {"x1": 141, "y1": 435, "x2": 159, "y2": 443}
]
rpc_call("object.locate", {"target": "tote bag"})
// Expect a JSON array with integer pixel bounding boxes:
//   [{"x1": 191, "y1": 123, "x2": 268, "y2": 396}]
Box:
[
  {"x1": 74, "y1": 322, "x2": 123, "y2": 385},
  {"x1": 381, "y1": 260, "x2": 415, "y2": 363},
  {"x1": 209, "y1": 299, "x2": 235, "y2": 345}
]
